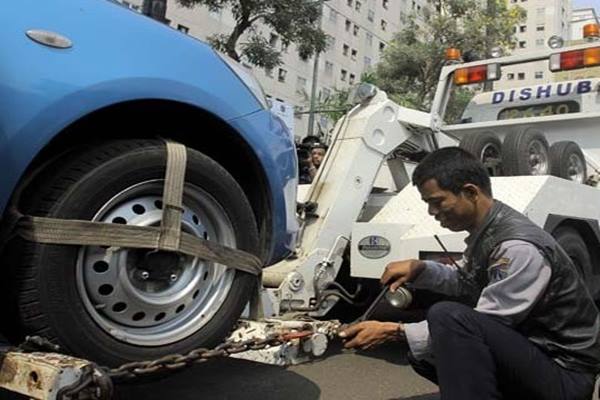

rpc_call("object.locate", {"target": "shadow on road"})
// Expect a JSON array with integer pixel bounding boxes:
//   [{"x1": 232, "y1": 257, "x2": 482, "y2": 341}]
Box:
[{"x1": 114, "y1": 357, "x2": 320, "y2": 400}]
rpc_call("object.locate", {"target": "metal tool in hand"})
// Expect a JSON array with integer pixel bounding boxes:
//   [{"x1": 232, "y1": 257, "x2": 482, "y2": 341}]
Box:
[
  {"x1": 354, "y1": 284, "x2": 390, "y2": 323},
  {"x1": 353, "y1": 284, "x2": 413, "y2": 323}
]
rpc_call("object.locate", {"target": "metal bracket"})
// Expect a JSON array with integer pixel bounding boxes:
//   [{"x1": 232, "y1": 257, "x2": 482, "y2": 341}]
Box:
[{"x1": 0, "y1": 351, "x2": 112, "y2": 400}]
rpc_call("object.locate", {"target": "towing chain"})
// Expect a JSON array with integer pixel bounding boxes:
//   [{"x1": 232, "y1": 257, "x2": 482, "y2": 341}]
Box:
[{"x1": 103, "y1": 334, "x2": 287, "y2": 383}]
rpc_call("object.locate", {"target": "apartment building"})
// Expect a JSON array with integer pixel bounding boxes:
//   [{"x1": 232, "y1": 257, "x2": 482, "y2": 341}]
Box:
[{"x1": 497, "y1": 0, "x2": 571, "y2": 88}]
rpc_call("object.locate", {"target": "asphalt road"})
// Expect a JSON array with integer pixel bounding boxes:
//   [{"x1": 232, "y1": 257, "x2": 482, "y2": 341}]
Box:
[{"x1": 112, "y1": 341, "x2": 439, "y2": 400}]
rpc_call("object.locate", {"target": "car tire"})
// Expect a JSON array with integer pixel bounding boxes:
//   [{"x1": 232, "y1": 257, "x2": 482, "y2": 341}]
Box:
[
  {"x1": 5, "y1": 140, "x2": 259, "y2": 366},
  {"x1": 502, "y1": 128, "x2": 551, "y2": 176},
  {"x1": 459, "y1": 131, "x2": 503, "y2": 176},
  {"x1": 549, "y1": 141, "x2": 587, "y2": 184}
]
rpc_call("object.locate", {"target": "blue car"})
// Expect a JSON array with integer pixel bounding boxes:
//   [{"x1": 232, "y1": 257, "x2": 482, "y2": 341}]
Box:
[{"x1": 0, "y1": 0, "x2": 298, "y2": 365}]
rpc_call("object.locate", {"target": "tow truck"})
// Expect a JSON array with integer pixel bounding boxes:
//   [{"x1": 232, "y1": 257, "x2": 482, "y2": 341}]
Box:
[{"x1": 4, "y1": 10, "x2": 600, "y2": 400}]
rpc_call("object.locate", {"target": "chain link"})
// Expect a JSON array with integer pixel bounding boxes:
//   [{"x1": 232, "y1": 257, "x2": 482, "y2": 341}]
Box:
[{"x1": 104, "y1": 334, "x2": 285, "y2": 383}]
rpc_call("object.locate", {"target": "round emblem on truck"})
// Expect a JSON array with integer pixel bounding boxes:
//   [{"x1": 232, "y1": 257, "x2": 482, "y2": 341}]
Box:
[{"x1": 357, "y1": 236, "x2": 391, "y2": 259}]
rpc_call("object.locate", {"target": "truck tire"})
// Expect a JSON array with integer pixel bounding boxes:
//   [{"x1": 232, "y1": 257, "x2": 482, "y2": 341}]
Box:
[
  {"x1": 553, "y1": 227, "x2": 594, "y2": 295},
  {"x1": 502, "y1": 128, "x2": 551, "y2": 176},
  {"x1": 549, "y1": 141, "x2": 587, "y2": 184},
  {"x1": 6, "y1": 140, "x2": 259, "y2": 366},
  {"x1": 459, "y1": 131, "x2": 503, "y2": 176}
]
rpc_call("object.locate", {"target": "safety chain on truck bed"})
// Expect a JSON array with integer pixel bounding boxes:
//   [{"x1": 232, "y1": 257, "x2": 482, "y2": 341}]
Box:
[{"x1": 4, "y1": 139, "x2": 263, "y2": 276}]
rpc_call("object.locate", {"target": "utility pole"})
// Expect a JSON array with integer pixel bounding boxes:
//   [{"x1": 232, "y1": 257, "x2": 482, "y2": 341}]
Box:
[{"x1": 307, "y1": 0, "x2": 325, "y2": 138}]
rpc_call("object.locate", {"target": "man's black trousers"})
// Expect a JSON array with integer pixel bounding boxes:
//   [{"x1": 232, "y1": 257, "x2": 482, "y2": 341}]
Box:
[{"x1": 407, "y1": 301, "x2": 596, "y2": 400}]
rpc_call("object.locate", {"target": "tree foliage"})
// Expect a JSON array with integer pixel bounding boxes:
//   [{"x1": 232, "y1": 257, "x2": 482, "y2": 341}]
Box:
[
  {"x1": 176, "y1": 0, "x2": 328, "y2": 69},
  {"x1": 374, "y1": 0, "x2": 525, "y2": 112}
]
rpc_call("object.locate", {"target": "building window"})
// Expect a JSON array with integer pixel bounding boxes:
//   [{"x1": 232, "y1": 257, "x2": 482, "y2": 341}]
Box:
[
  {"x1": 265, "y1": 68, "x2": 274, "y2": 78},
  {"x1": 341, "y1": 69, "x2": 348, "y2": 81},
  {"x1": 379, "y1": 42, "x2": 386, "y2": 52},
  {"x1": 296, "y1": 77, "x2": 307, "y2": 94},
  {"x1": 366, "y1": 32, "x2": 373, "y2": 46},
  {"x1": 347, "y1": 0, "x2": 353, "y2": 7},
  {"x1": 519, "y1": 41, "x2": 526, "y2": 48},
  {"x1": 367, "y1": 9, "x2": 375, "y2": 22},
  {"x1": 383, "y1": 0, "x2": 389, "y2": 9},
  {"x1": 322, "y1": 87, "x2": 331, "y2": 100},
  {"x1": 507, "y1": 73, "x2": 515, "y2": 80},
  {"x1": 208, "y1": 8, "x2": 221, "y2": 19},
  {"x1": 535, "y1": 71, "x2": 543, "y2": 79},
  {"x1": 325, "y1": 61, "x2": 334, "y2": 75},
  {"x1": 381, "y1": 19, "x2": 387, "y2": 31},
  {"x1": 177, "y1": 24, "x2": 189, "y2": 33},
  {"x1": 355, "y1": 1, "x2": 362, "y2": 12},
  {"x1": 349, "y1": 73, "x2": 356, "y2": 84},
  {"x1": 269, "y1": 33, "x2": 279, "y2": 47},
  {"x1": 353, "y1": 24, "x2": 360, "y2": 36},
  {"x1": 345, "y1": 19, "x2": 352, "y2": 32},
  {"x1": 343, "y1": 44, "x2": 350, "y2": 56},
  {"x1": 536, "y1": 24, "x2": 545, "y2": 31},
  {"x1": 364, "y1": 56, "x2": 372, "y2": 68},
  {"x1": 329, "y1": 8, "x2": 337, "y2": 23},
  {"x1": 519, "y1": 25, "x2": 526, "y2": 33},
  {"x1": 536, "y1": 7, "x2": 544, "y2": 16},
  {"x1": 326, "y1": 36, "x2": 336, "y2": 50},
  {"x1": 535, "y1": 38, "x2": 544, "y2": 47},
  {"x1": 278, "y1": 68, "x2": 287, "y2": 83},
  {"x1": 351, "y1": 49, "x2": 358, "y2": 60},
  {"x1": 518, "y1": 72, "x2": 525, "y2": 80}
]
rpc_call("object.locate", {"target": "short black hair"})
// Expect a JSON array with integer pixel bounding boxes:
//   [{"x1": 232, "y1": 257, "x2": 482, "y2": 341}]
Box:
[
  {"x1": 311, "y1": 142, "x2": 328, "y2": 151},
  {"x1": 412, "y1": 147, "x2": 492, "y2": 196}
]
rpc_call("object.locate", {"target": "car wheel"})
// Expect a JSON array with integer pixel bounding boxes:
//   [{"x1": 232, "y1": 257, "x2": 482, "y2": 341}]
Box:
[
  {"x1": 502, "y1": 128, "x2": 551, "y2": 176},
  {"x1": 459, "y1": 131, "x2": 503, "y2": 176},
  {"x1": 549, "y1": 141, "x2": 587, "y2": 184},
  {"x1": 6, "y1": 140, "x2": 258, "y2": 366}
]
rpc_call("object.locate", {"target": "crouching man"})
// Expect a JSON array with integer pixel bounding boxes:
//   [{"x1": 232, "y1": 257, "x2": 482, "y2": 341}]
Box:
[{"x1": 340, "y1": 147, "x2": 600, "y2": 399}]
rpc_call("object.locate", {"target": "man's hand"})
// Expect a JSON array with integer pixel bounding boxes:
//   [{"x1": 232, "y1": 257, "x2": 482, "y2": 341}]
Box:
[
  {"x1": 339, "y1": 321, "x2": 403, "y2": 350},
  {"x1": 381, "y1": 259, "x2": 426, "y2": 291}
]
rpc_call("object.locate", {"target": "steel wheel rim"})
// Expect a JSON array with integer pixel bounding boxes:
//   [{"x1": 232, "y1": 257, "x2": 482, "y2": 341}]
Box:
[
  {"x1": 527, "y1": 140, "x2": 549, "y2": 175},
  {"x1": 76, "y1": 180, "x2": 236, "y2": 346},
  {"x1": 567, "y1": 153, "x2": 585, "y2": 183},
  {"x1": 480, "y1": 142, "x2": 502, "y2": 176}
]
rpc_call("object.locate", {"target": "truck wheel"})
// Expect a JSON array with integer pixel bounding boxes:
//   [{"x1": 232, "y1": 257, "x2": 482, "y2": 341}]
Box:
[
  {"x1": 502, "y1": 128, "x2": 551, "y2": 176},
  {"x1": 553, "y1": 227, "x2": 594, "y2": 295},
  {"x1": 8, "y1": 140, "x2": 259, "y2": 366},
  {"x1": 549, "y1": 141, "x2": 587, "y2": 184},
  {"x1": 459, "y1": 131, "x2": 503, "y2": 176}
]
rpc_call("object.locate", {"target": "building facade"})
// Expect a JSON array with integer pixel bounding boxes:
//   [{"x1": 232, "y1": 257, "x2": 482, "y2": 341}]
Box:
[{"x1": 497, "y1": 0, "x2": 571, "y2": 88}]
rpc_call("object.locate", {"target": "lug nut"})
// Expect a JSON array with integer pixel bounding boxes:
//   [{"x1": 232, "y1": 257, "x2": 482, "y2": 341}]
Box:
[
  {"x1": 170, "y1": 274, "x2": 178, "y2": 282},
  {"x1": 139, "y1": 271, "x2": 150, "y2": 280}
]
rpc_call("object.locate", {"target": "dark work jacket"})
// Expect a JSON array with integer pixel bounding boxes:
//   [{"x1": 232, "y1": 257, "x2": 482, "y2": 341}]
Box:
[{"x1": 461, "y1": 201, "x2": 600, "y2": 374}]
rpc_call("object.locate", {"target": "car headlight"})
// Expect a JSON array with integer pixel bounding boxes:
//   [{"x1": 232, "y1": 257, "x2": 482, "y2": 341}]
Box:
[{"x1": 217, "y1": 52, "x2": 270, "y2": 109}]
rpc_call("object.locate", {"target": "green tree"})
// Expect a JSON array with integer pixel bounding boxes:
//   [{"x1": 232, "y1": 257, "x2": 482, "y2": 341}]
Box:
[
  {"x1": 176, "y1": 0, "x2": 328, "y2": 69},
  {"x1": 375, "y1": 0, "x2": 525, "y2": 112}
]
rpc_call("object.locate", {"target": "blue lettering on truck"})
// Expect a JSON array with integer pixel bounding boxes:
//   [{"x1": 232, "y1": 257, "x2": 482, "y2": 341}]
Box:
[{"x1": 491, "y1": 80, "x2": 592, "y2": 104}]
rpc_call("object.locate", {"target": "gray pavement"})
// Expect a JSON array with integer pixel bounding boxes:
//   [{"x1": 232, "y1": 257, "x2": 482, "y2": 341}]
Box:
[{"x1": 111, "y1": 341, "x2": 439, "y2": 400}]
